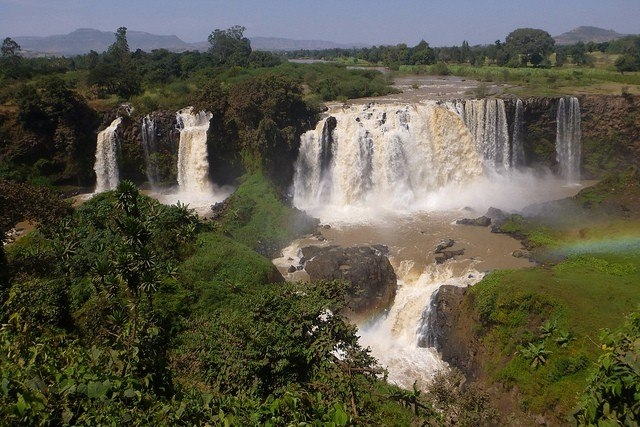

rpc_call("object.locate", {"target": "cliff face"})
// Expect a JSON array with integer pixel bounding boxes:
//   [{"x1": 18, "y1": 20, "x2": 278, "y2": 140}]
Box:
[
  {"x1": 78, "y1": 94, "x2": 640, "y2": 189},
  {"x1": 301, "y1": 245, "x2": 397, "y2": 323},
  {"x1": 96, "y1": 109, "x2": 181, "y2": 186},
  {"x1": 426, "y1": 285, "x2": 479, "y2": 378},
  {"x1": 513, "y1": 94, "x2": 640, "y2": 177},
  {"x1": 431, "y1": 285, "x2": 546, "y2": 425},
  {"x1": 580, "y1": 95, "x2": 640, "y2": 174}
]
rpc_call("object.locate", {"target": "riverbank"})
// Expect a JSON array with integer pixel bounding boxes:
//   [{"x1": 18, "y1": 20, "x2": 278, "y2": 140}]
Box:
[{"x1": 431, "y1": 173, "x2": 640, "y2": 425}]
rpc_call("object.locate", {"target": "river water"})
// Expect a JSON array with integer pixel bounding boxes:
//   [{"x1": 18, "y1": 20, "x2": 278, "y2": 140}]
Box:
[{"x1": 274, "y1": 176, "x2": 587, "y2": 389}]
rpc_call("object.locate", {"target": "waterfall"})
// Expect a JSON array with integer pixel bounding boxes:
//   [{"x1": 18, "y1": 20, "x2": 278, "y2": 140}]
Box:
[
  {"x1": 357, "y1": 261, "x2": 483, "y2": 389},
  {"x1": 176, "y1": 107, "x2": 213, "y2": 194},
  {"x1": 94, "y1": 117, "x2": 122, "y2": 193},
  {"x1": 293, "y1": 103, "x2": 484, "y2": 212},
  {"x1": 556, "y1": 97, "x2": 582, "y2": 183},
  {"x1": 456, "y1": 98, "x2": 511, "y2": 171},
  {"x1": 511, "y1": 99, "x2": 525, "y2": 167},
  {"x1": 141, "y1": 115, "x2": 160, "y2": 187}
]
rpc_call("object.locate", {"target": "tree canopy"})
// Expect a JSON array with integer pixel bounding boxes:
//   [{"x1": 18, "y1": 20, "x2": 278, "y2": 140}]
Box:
[
  {"x1": 505, "y1": 28, "x2": 555, "y2": 67},
  {"x1": 0, "y1": 37, "x2": 24, "y2": 79},
  {"x1": 208, "y1": 25, "x2": 252, "y2": 67},
  {"x1": 87, "y1": 26, "x2": 141, "y2": 98}
]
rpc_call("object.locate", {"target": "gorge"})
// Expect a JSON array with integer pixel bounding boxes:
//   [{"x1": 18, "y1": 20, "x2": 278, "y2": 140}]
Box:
[
  {"x1": 278, "y1": 96, "x2": 590, "y2": 390},
  {"x1": 80, "y1": 90, "x2": 639, "y2": 422}
]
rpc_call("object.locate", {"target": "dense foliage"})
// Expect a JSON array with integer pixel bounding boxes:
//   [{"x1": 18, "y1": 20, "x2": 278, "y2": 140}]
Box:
[
  {"x1": 574, "y1": 309, "x2": 640, "y2": 425},
  {"x1": 1, "y1": 178, "x2": 453, "y2": 425},
  {"x1": 1, "y1": 75, "x2": 99, "y2": 185},
  {"x1": 504, "y1": 28, "x2": 556, "y2": 67}
]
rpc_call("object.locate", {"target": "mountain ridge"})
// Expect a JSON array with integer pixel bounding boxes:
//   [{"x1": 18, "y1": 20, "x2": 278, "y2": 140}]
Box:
[
  {"x1": 553, "y1": 26, "x2": 630, "y2": 45},
  {"x1": 11, "y1": 26, "x2": 637, "y2": 57},
  {"x1": 12, "y1": 28, "x2": 368, "y2": 57}
]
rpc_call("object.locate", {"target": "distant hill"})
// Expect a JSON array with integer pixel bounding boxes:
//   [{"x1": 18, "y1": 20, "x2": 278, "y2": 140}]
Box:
[
  {"x1": 11, "y1": 28, "x2": 368, "y2": 57},
  {"x1": 14, "y1": 28, "x2": 194, "y2": 57},
  {"x1": 554, "y1": 26, "x2": 630, "y2": 45}
]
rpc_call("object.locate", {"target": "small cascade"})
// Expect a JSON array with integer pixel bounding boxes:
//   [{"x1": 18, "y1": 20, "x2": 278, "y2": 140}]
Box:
[
  {"x1": 94, "y1": 117, "x2": 122, "y2": 192},
  {"x1": 511, "y1": 99, "x2": 525, "y2": 167},
  {"x1": 358, "y1": 262, "x2": 483, "y2": 389},
  {"x1": 456, "y1": 98, "x2": 511, "y2": 171},
  {"x1": 293, "y1": 103, "x2": 483, "y2": 212},
  {"x1": 556, "y1": 97, "x2": 582, "y2": 183},
  {"x1": 141, "y1": 115, "x2": 160, "y2": 187},
  {"x1": 176, "y1": 107, "x2": 213, "y2": 194}
]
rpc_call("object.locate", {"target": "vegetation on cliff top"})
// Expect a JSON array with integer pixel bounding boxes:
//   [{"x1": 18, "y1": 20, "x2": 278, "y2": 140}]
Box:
[{"x1": 456, "y1": 170, "x2": 640, "y2": 424}]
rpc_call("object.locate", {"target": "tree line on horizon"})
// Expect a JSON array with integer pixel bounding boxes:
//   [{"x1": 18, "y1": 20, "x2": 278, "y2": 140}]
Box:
[
  {"x1": 282, "y1": 28, "x2": 640, "y2": 72},
  {"x1": 2, "y1": 25, "x2": 640, "y2": 92}
]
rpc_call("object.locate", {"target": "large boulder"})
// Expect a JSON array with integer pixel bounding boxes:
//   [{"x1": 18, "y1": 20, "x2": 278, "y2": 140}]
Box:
[{"x1": 301, "y1": 245, "x2": 396, "y2": 321}]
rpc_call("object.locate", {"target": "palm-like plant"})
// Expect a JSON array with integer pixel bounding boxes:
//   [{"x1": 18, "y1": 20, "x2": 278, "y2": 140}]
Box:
[
  {"x1": 555, "y1": 330, "x2": 575, "y2": 348},
  {"x1": 517, "y1": 342, "x2": 552, "y2": 368},
  {"x1": 538, "y1": 319, "x2": 558, "y2": 339}
]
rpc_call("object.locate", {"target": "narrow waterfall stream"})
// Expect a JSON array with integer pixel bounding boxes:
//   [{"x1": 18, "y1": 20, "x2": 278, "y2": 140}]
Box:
[
  {"x1": 94, "y1": 117, "x2": 122, "y2": 193},
  {"x1": 176, "y1": 107, "x2": 214, "y2": 194},
  {"x1": 512, "y1": 98, "x2": 525, "y2": 167},
  {"x1": 141, "y1": 114, "x2": 160, "y2": 187},
  {"x1": 556, "y1": 96, "x2": 582, "y2": 184}
]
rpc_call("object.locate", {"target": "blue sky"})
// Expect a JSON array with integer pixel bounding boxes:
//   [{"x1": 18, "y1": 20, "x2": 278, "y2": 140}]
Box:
[{"x1": 1, "y1": 0, "x2": 638, "y2": 46}]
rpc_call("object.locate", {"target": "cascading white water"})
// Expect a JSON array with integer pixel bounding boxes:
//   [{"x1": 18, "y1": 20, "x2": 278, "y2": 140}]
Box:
[
  {"x1": 94, "y1": 117, "x2": 122, "y2": 193},
  {"x1": 455, "y1": 98, "x2": 511, "y2": 171},
  {"x1": 293, "y1": 103, "x2": 484, "y2": 213},
  {"x1": 176, "y1": 107, "x2": 213, "y2": 194},
  {"x1": 141, "y1": 115, "x2": 160, "y2": 187},
  {"x1": 289, "y1": 99, "x2": 587, "y2": 391},
  {"x1": 556, "y1": 97, "x2": 582, "y2": 183},
  {"x1": 358, "y1": 262, "x2": 482, "y2": 389},
  {"x1": 512, "y1": 99, "x2": 525, "y2": 167}
]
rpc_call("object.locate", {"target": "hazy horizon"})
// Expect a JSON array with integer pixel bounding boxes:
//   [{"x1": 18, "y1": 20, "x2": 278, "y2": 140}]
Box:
[{"x1": 1, "y1": 0, "x2": 638, "y2": 47}]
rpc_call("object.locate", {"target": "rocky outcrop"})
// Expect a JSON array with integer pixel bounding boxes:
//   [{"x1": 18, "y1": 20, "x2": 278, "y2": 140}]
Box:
[
  {"x1": 301, "y1": 245, "x2": 396, "y2": 321},
  {"x1": 435, "y1": 249, "x2": 465, "y2": 264},
  {"x1": 456, "y1": 207, "x2": 508, "y2": 228},
  {"x1": 117, "y1": 110, "x2": 181, "y2": 185},
  {"x1": 580, "y1": 94, "x2": 640, "y2": 174},
  {"x1": 428, "y1": 285, "x2": 480, "y2": 379},
  {"x1": 456, "y1": 216, "x2": 491, "y2": 227}
]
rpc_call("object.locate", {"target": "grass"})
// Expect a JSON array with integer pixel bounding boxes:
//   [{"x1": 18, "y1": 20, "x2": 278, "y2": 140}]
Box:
[
  {"x1": 397, "y1": 61, "x2": 640, "y2": 97},
  {"x1": 217, "y1": 173, "x2": 317, "y2": 256},
  {"x1": 178, "y1": 231, "x2": 283, "y2": 314},
  {"x1": 467, "y1": 220, "x2": 640, "y2": 418}
]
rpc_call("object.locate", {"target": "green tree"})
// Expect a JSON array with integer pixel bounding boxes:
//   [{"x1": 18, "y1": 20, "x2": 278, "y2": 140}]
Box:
[
  {"x1": 505, "y1": 28, "x2": 555, "y2": 67},
  {"x1": 0, "y1": 37, "x2": 24, "y2": 79},
  {"x1": 574, "y1": 309, "x2": 640, "y2": 425},
  {"x1": 207, "y1": 25, "x2": 252, "y2": 66},
  {"x1": 460, "y1": 40, "x2": 471, "y2": 63},
  {"x1": 226, "y1": 74, "x2": 318, "y2": 186},
  {"x1": 12, "y1": 76, "x2": 99, "y2": 184},
  {"x1": 570, "y1": 41, "x2": 588, "y2": 66},
  {"x1": 88, "y1": 27, "x2": 141, "y2": 98},
  {"x1": 107, "y1": 27, "x2": 131, "y2": 61},
  {"x1": 615, "y1": 53, "x2": 640, "y2": 73},
  {"x1": 410, "y1": 40, "x2": 435, "y2": 65}
]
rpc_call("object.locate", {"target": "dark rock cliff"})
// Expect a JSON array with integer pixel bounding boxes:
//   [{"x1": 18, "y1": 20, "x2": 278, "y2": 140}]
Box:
[
  {"x1": 301, "y1": 245, "x2": 397, "y2": 322},
  {"x1": 512, "y1": 94, "x2": 640, "y2": 176},
  {"x1": 428, "y1": 285, "x2": 480, "y2": 379},
  {"x1": 97, "y1": 110, "x2": 181, "y2": 186}
]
